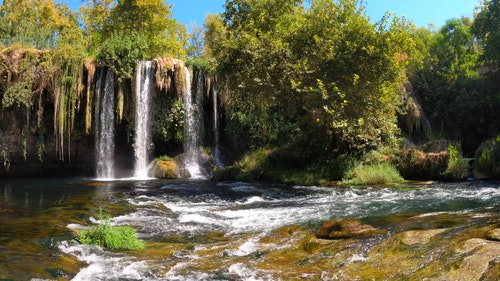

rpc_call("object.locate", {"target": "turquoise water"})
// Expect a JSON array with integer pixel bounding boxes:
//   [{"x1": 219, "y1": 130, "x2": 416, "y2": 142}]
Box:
[{"x1": 0, "y1": 178, "x2": 498, "y2": 280}]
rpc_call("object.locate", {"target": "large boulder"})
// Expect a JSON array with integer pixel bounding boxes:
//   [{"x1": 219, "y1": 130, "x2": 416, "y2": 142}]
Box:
[{"x1": 153, "y1": 159, "x2": 178, "y2": 179}]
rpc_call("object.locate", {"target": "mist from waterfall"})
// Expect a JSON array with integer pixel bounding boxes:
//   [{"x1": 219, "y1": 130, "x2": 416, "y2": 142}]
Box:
[
  {"x1": 183, "y1": 67, "x2": 205, "y2": 178},
  {"x1": 95, "y1": 68, "x2": 115, "y2": 180},
  {"x1": 133, "y1": 61, "x2": 154, "y2": 179}
]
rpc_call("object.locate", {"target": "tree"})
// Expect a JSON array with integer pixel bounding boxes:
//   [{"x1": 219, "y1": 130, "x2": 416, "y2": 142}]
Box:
[
  {"x1": 208, "y1": 0, "x2": 413, "y2": 154},
  {"x1": 411, "y1": 18, "x2": 499, "y2": 153},
  {"x1": 80, "y1": 0, "x2": 115, "y2": 56},
  {"x1": 103, "y1": 0, "x2": 188, "y2": 59},
  {"x1": 472, "y1": 0, "x2": 500, "y2": 67},
  {"x1": 0, "y1": 0, "x2": 78, "y2": 49}
]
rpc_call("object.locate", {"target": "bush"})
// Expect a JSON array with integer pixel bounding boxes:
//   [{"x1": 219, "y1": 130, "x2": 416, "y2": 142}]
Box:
[
  {"x1": 78, "y1": 209, "x2": 144, "y2": 250},
  {"x1": 343, "y1": 162, "x2": 404, "y2": 185},
  {"x1": 475, "y1": 135, "x2": 500, "y2": 179},
  {"x1": 396, "y1": 148, "x2": 448, "y2": 180},
  {"x1": 444, "y1": 144, "x2": 468, "y2": 181}
]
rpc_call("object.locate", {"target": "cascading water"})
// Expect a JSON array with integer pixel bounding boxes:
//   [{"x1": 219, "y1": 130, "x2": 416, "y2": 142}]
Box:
[
  {"x1": 133, "y1": 61, "x2": 154, "y2": 179},
  {"x1": 212, "y1": 86, "x2": 223, "y2": 167},
  {"x1": 183, "y1": 67, "x2": 205, "y2": 178},
  {"x1": 95, "y1": 68, "x2": 115, "y2": 180}
]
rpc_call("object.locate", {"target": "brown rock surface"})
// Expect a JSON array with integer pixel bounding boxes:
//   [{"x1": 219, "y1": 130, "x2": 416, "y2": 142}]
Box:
[{"x1": 316, "y1": 218, "x2": 385, "y2": 239}]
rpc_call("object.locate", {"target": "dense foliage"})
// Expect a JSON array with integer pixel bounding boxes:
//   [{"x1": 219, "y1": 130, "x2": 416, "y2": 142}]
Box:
[
  {"x1": 0, "y1": 0, "x2": 188, "y2": 163},
  {"x1": 0, "y1": 0, "x2": 499, "y2": 181},
  {"x1": 205, "y1": 0, "x2": 414, "y2": 178}
]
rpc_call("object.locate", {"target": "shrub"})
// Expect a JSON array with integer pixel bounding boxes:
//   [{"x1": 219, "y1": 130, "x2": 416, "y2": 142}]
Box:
[
  {"x1": 78, "y1": 209, "x2": 144, "y2": 250},
  {"x1": 444, "y1": 143, "x2": 468, "y2": 181},
  {"x1": 475, "y1": 135, "x2": 500, "y2": 179},
  {"x1": 396, "y1": 148, "x2": 449, "y2": 180}
]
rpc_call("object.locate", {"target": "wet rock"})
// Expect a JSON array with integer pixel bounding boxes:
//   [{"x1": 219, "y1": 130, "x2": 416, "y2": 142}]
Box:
[
  {"x1": 316, "y1": 218, "x2": 384, "y2": 239},
  {"x1": 445, "y1": 238, "x2": 500, "y2": 281},
  {"x1": 400, "y1": 229, "x2": 447, "y2": 245},
  {"x1": 153, "y1": 159, "x2": 177, "y2": 179},
  {"x1": 486, "y1": 229, "x2": 500, "y2": 241}
]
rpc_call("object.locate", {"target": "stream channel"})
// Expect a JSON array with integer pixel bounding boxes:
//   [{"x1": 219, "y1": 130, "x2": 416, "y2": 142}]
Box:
[{"x1": 1, "y1": 178, "x2": 499, "y2": 280}]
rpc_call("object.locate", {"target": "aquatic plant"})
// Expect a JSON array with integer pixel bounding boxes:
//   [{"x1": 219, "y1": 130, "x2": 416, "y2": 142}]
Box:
[{"x1": 78, "y1": 208, "x2": 144, "y2": 251}]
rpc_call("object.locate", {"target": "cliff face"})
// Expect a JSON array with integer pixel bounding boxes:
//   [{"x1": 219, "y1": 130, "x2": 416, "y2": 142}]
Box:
[
  {"x1": 0, "y1": 47, "x2": 213, "y2": 178},
  {"x1": 0, "y1": 105, "x2": 95, "y2": 178}
]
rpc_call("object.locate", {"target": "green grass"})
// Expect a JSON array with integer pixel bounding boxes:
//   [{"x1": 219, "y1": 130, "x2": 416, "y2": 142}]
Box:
[
  {"x1": 78, "y1": 209, "x2": 144, "y2": 250},
  {"x1": 156, "y1": 155, "x2": 172, "y2": 161},
  {"x1": 343, "y1": 162, "x2": 404, "y2": 185}
]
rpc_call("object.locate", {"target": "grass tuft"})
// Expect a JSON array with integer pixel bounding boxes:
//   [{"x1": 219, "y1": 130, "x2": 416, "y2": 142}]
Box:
[
  {"x1": 343, "y1": 162, "x2": 404, "y2": 185},
  {"x1": 78, "y1": 208, "x2": 144, "y2": 250}
]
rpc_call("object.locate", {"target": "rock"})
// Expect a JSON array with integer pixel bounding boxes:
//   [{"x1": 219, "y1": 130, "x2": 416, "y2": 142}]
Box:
[
  {"x1": 153, "y1": 159, "x2": 178, "y2": 179},
  {"x1": 316, "y1": 218, "x2": 384, "y2": 239},
  {"x1": 445, "y1": 238, "x2": 500, "y2": 281},
  {"x1": 486, "y1": 229, "x2": 500, "y2": 241},
  {"x1": 400, "y1": 229, "x2": 447, "y2": 245}
]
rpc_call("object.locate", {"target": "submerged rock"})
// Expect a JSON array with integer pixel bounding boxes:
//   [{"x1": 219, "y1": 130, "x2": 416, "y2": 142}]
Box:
[
  {"x1": 400, "y1": 229, "x2": 447, "y2": 245},
  {"x1": 316, "y1": 218, "x2": 385, "y2": 239}
]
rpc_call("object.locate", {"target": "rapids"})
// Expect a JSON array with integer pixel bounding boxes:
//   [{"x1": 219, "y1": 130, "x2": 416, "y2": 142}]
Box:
[{"x1": 0, "y1": 178, "x2": 498, "y2": 280}]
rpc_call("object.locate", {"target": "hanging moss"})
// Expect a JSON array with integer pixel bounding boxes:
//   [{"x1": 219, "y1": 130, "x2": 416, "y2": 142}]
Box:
[
  {"x1": 116, "y1": 81, "x2": 124, "y2": 122},
  {"x1": 174, "y1": 59, "x2": 186, "y2": 99},
  {"x1": 84, "y1": 58, "x2": 96, "y2": 134},
  {"x1": 153, "y1": 57, "x2": 174, "y2": 91},
  {"x1": 51, "y1": 51, "x2": 85, "y2": 162},
  {"x1": 152, "y1": 57, "x2": 185, "y2": 99}
]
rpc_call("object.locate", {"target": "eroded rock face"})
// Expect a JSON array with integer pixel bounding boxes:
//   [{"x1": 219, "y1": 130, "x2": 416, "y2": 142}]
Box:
[{"x1": 316, "y1": 218, "x2": 385, "y2": 239}]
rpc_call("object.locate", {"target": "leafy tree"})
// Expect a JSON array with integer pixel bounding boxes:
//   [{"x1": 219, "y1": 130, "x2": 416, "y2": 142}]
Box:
[
  {"x1": 103, "y1": 0, "x2": 188, "y2": 59},
  {"x1": 0, "y1": 0, "x2": 78, "y2": 49},
  {"x1": 80, "y1": 0, "x2": 115, "y2": 55},
  {"x1": 411, "y1": 18, "x2": 500, "y2": 153},
  {"x1": 97, "y1": 30, "x2": 149, "y2": 80},
  {"x1": 209, "y1": 0, "x2": 413, "y2": 156},
  {"x1": 472, "y1": 0, "x2": 500, "y2": 67}
]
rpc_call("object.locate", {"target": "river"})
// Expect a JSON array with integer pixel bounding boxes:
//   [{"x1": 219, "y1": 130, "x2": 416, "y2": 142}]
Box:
[{"x1": 0, "y1": 178, "x2": 499, "y2": 280}]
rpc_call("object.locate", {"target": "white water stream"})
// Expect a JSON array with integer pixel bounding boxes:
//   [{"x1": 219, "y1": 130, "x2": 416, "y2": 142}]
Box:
[
  {"x1": 95, "y1": 69, "x2": 115, "y2": 180},
  {"x1": 183, "y1": 68, "x2": 205, "y2": 178},
  {"x1": 133, "y1": 61, "x2": 154, "y2": 179}
]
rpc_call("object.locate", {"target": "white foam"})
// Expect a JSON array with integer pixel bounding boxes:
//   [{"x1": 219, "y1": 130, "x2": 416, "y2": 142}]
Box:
[
  {"x1": 228, "y1": 263, "x2": 259, "y2": 280},
  {"x1": 59, "y1": 241, "x2": 156, "y2": 281}
]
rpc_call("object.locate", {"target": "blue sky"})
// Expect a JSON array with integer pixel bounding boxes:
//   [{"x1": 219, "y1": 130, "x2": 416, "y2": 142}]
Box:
[{"x1": 60, "y1": 0, "x2": 479, "y2": 30}]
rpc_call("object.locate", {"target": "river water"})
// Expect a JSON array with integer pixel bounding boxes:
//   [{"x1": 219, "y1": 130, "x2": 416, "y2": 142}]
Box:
[{"x1": 0, "y1": 178, "x2": 498, "y2": 280}]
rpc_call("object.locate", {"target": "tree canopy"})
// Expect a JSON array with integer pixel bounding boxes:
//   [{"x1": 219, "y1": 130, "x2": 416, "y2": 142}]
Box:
[{"x1": 206, "y1": 0, "x2": 413, "y2": 156}]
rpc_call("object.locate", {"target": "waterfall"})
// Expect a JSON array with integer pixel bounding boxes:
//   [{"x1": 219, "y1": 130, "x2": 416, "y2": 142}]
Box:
[
  {"x1": 95, "y1": 68, "x2": 115, "y2": 180},
  {"x1": 212, "y1": 86, "x2": 223, "y2": 167},
  {"x1": 183, "y1": 67, "x2": 205, "y2": 178},
  {"x1": 133, "y1": 61, "x2": 154, "y2": 179}
]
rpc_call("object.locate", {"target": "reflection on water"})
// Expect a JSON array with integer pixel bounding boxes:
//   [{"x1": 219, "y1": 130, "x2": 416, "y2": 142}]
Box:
[{"x1": 0, "y1": 178, "x2": 499, "y2": 280}]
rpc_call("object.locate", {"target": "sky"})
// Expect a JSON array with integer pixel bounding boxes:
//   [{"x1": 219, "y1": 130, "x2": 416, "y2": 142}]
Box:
[{"x1": 60, "y1": 0, "x2": 479, "y2": 30}]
